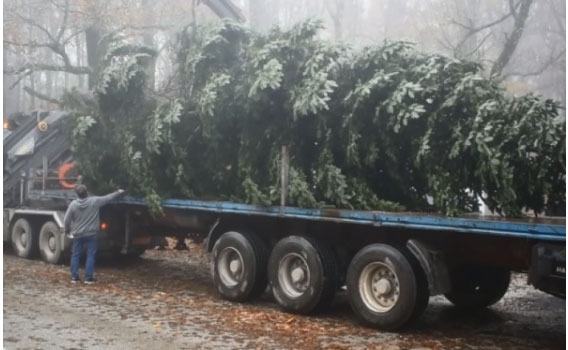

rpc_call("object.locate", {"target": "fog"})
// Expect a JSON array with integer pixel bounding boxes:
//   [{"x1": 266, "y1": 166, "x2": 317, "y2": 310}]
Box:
[{"x1": 3, "y1": 0, "x2": 565, "y2": 114}]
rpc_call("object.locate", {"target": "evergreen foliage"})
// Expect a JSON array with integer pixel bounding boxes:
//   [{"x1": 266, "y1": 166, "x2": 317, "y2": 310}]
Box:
[{"x1": 69, "y1": 19, "x2": 565, "y2": 216}]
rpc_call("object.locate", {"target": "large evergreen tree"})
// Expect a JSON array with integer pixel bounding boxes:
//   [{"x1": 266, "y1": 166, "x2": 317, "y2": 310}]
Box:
[{"x1": 69, "y1": 19, "x2": 565, "y2": 216}]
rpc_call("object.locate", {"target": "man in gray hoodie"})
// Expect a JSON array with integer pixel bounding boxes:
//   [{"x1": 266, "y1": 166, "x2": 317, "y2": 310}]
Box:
[{"x1": 64, "y1": 185, "x2": 125, "y2": 284}]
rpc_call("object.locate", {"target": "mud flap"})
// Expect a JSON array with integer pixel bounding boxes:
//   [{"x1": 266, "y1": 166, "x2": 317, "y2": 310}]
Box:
[
  {"x1": 407, "y1": 239, "x2": 451, "y2": 296},
  {"x1": 528, "y1": 243, "x2": 565, "y2": 298}
]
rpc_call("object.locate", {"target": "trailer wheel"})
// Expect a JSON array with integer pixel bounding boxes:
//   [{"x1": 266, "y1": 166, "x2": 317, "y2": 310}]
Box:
[
  {"x1": 445, "y1": 265, "x2": 510, "y2": 309},
  {"x1": 11, "y1": 218, "x2": 38, "y2": 259},
  {"x1": 268, "y1": 236, "x2": 338, "y2": 314},
  {"x1": 347, "y1": 244, "x2": 423, "y2": 330},
  {"x1": 39, "y1": 221, "x2": 64, "y2": 264},
  {"x1": 212, "y1": 231, "x2": 268, "y2": 302}
]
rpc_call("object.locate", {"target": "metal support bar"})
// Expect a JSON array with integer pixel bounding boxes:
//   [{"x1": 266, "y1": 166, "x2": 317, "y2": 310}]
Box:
[
  {"x1": 42, "y1": 156, "x2": 48, "y2": 195},
  {"x1": 121, "y1": 211, "x2": 131, "y2": 254},
  {"x1": 280, "y1": 145, "x2": 290, "y2": 207},
  {"x1": 19, "y1": 173, "x2": 25, "y2": 205}
]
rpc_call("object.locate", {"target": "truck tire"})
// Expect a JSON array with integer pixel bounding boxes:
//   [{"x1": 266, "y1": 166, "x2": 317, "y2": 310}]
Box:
[
  {"x1": 11, "y1": 218, "x2": 38, "y2": 259},
  {"x1": 39, "y1": 221, "x2": 64, "y2": 264},
  {"x1": 445, "y1": 265, "x2": 510, "y2": 309},
  {"x1": 212, "y1": 231, "x2": 268, "y2": 302},
  {"x1": 268, "y1": 236, "x2": 338, "y2": 314},
  {"x1": 346, "y1": 244, "x2": 423, "y2": 330}
]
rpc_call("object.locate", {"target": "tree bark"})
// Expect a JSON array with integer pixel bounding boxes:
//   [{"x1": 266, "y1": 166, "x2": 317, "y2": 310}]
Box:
[
  {"x1": 490, "y1": 0, "x2": 533, "y2": 77},
  {"x1": 85, "y1": 25, "x2": 101, "y2": 89},
  {"x1": 76, "y1": 35, "x2": 85, "y2": 89},
  {"x1": 142, "y1": 0, "x2": 156, "y2": 90}
]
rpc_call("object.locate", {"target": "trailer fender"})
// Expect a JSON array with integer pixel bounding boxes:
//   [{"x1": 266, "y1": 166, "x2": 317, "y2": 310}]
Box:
[
  {"x1": 406, "y1": 239, "x2": 451, "y2": 296},
  {"x1": 205, "y1": 218, "x2": 222, "y2": 252}
]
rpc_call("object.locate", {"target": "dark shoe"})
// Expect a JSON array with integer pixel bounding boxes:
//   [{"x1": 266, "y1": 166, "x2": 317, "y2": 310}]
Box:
[
  {"x1": 84, "y1": 278, "x2": 97, "y2": 285},
  {"x1": 71, "y1": 278, "x2": 81, "y2": 284}
]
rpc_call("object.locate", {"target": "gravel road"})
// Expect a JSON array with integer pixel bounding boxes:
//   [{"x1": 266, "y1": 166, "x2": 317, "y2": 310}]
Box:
[{"x1": 3, "y1": 241, "x2": 566, "y2": 350}]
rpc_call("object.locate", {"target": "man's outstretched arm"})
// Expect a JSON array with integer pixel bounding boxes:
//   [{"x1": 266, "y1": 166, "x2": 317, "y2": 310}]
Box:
[{"x1": 94, "y1": 189, "x2": 126, "y2": 207}]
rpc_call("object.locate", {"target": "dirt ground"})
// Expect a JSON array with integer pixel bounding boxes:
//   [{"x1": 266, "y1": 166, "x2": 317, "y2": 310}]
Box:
[{"x1": 3, "y1": 240, "x2": 566, "y2": 350}]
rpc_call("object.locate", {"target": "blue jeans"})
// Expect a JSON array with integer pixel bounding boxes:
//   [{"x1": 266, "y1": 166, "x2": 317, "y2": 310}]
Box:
[{"x1": 70, "y1": 234, "x2": 97, "y2": 280}]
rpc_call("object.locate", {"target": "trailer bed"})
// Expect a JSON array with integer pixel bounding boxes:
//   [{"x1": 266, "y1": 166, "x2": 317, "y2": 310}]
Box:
[{"x1": 35, "y1": 191, "x2": 565, "y2": 242}]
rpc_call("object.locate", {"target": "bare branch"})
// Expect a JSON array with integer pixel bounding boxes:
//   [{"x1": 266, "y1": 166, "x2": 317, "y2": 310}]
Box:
[
  {"x1": 502, "y1": 49, "x2": 566, "y2": 78},
  {"x1": 8, "y1": 70, "x2": 34, "y2": 89},
  {"x1": 549, "y1": 1, "x2": 566, "y2": 40},
  {"x1": 3, "y1": 40, "x2": 54, "y2": 49},
  {"x1": 63, "y1": 28, "x2": 87, "y2": 45},
  {"x1": 5, "y1": 63, "x2": 92, "y2": 76},
  {"x1": 56, "y1": 0, "x2": 70, "y2": 41},
  {"x1": 23, "y1": 86, "x2": 61, "y2": 106},
  {"x1": 453, "y1": 11, "x2": 514, "y2": 52},
  {"x1": 14, "y1": 12, "x2": 56, "y2": 43},
  {"x1": 462, "y1": 31, "x2": 493, "y2": 59}
]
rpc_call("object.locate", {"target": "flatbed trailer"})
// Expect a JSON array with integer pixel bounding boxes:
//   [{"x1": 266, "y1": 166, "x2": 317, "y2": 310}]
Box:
[
  {"x1": 3, "y1": 110, "x2": 566, "y2": 330},
  {"x1": 6, "y1": 188, "x2": 565, "y2": 330}
]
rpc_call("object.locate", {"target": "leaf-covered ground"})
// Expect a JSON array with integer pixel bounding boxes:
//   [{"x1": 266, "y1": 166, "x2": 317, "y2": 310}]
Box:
[{"x1": 3, "y1": 241, "x2": 565, "y2": 350}]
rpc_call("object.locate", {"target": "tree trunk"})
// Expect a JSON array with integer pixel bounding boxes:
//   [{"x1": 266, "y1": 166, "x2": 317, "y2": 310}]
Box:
[
  {"x1": 142, "y1": 0, "x2": 156, "y2": 90},
  {"x1": 29, "y1": 75, "x2": 36, "y2": 110},
  {"x1": 76, "y1": 35, "x2": 85, "y2": 89},
  {"x1": 85, "y1": 25, "x2": 101, "y2": 89},
  {"x1": 490, "y1": 0, "x2": 534, "y2": 77}
]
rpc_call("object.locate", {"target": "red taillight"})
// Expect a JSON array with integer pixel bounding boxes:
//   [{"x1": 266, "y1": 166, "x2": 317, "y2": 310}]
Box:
[{"x1": 101, "y1": 222, "x2": 108, "y2": 230}]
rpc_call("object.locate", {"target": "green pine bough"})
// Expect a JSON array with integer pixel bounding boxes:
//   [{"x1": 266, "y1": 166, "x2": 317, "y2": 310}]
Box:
[{"x1": 66, "y1": 19, "x2": 565, "y2": 217}]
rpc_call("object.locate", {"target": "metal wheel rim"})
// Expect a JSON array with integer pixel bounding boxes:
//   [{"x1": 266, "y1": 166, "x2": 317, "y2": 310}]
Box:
[
  {"x1": 13, "y1": 226, "x2": 29, "y2": 251},
  {"x1": 41, "y1": 229, "x2": 58, "y2": 257},
  {"x1": 278, "y1": 253, "x2": 311, "y2": 299},
  {"x1": 48, "y1": 235, "x2": 56, "y2": 251},
  {"x1": 218, "y1": 247, "x2": 244, "y2": 287},
  {"x1": 359, "y1": 262, "x2": 400, "y2": 313}
]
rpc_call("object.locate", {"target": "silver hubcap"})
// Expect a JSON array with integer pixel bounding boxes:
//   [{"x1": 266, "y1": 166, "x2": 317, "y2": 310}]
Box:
[
  {"x1": 359, "y1": 262, "x2": 400, "y2": 313},
  {"x1": 48, "y1": 234, "x2": 56, "y2": 251},
  {"x1": 19, "y1": 231, "x2": 28, "y2": 246},
  {"x1": 218, "y1": 247, "x2": 244, "y2": 287},
  {"x1": 278, "y1": 253, "x2": 310, "y2": 298}
]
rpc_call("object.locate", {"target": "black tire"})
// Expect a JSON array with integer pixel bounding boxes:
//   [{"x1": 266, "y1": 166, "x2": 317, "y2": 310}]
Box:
[
  {"x1": 268, "y1": 235, "x2": 338, "y2": 314},
  {"x1": 11, "y1": 218, "x2": 38, "y2": 259},
  {"x1": 444, "y1": 265, "x2": 510, "y2": 309},
  {"x1": 39, "y1": 221, "x2": 64, "y2": 264},
  {"x1": 346, "y1": 244, "x2": 422, "y2": 330},
  {"x1": 211, "y1": 231, "x2": 268, "y2": 302}
]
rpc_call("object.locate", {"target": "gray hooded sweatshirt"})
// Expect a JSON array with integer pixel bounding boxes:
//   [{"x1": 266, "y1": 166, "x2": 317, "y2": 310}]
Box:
[{"x1": 63, "y1": 191, "x2": 122, "y2": 238}]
